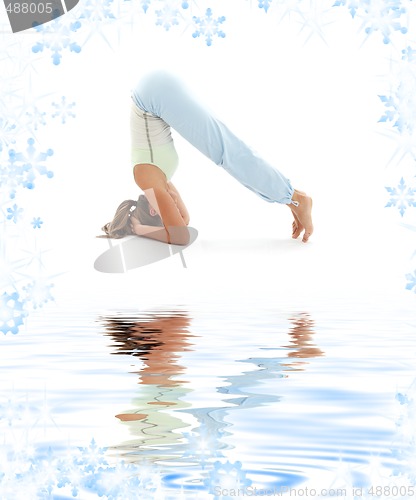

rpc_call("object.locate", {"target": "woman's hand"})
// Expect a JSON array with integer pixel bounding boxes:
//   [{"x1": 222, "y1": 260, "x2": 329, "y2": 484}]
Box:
[{"x1": 130, "y1": 215, "x2": 142, "y2": 235}]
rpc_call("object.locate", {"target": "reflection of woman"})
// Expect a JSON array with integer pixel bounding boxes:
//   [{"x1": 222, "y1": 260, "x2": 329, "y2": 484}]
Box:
[
  {"x1": 102, "y1": 313, "x2": 194, "y2": 456},
  {"x1": 102, "y1": 311, "x2": 324, "y2": 464},
  {"x1": 101, "y1": 71, "x2": 313, "y2": 245},
  {"x1": 283, "y1": 313, "x2": 324, "y2": 371}
]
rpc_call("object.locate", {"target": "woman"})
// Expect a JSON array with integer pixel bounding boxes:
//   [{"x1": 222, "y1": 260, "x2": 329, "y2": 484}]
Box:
[{"x1": 102, "y1": 71, "x2": 313, "y2": 245}]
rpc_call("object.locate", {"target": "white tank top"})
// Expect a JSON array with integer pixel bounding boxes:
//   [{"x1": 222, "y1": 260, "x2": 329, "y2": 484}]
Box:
[{"x1": 130, "y1": 101, "x2": 173, "y2": 149}]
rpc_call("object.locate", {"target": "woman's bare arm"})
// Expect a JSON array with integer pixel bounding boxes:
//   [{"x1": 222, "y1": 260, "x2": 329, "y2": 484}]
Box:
[
  {"x1": 129, "y1": 216, "x2": 178, "y2": 244},
  {"x1": 167, "y1": 181, "x2": 190, "y2": 225},
  {"x1": 133, "y1": 164, "x2": 190, "y2": 245},
  {"x1": 145, "y1": 187, "x2": 190, "y2": 245}
]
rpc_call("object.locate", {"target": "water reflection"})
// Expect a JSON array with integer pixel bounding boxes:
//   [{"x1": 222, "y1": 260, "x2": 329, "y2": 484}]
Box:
[
  {"x1": 101, "y1": 312, "x2": 194, "y2": 456},
  {"x1": 104, "y1": 312, "x2": 193, "y2": 388},
  {"x1": 282, "y1": 313, "x2": 324, "y2": 371},
  {"x1": 100, "y1": 311, "x2": 324, "y2": 464}
]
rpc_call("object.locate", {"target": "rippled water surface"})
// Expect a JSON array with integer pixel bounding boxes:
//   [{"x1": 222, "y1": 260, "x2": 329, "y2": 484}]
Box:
[{"x1": 2, "y1": 290, "x2": 415, "y2": 498}]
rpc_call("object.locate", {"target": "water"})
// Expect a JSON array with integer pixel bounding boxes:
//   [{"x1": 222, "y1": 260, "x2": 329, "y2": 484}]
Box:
[
  {"x1": 1, "y1": 295, "x2": 415, "y2": 499},
  {"x1": 1, "y1": 235, "x2": 416, "y2": 498}
]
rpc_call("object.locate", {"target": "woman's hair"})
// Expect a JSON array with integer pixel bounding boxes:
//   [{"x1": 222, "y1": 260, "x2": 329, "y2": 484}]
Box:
[{"x1": 100, "y1": 195, "x2": 163, "y2": 238}]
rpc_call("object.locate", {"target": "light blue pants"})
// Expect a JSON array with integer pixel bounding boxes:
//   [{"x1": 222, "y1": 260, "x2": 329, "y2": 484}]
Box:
[{"x1": 131, "y1": 71, "x2": 295, "y2": 205}]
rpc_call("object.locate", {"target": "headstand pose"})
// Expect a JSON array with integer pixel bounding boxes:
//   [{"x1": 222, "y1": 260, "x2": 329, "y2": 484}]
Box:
[{"x1": 102, "y1": 71, "x2": 313, "y2": 245}]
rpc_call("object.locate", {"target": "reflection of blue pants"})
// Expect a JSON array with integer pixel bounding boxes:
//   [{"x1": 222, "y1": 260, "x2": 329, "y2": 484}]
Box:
[{"x1": 131, "y1": 71, "x2": 294, "y2": 204}]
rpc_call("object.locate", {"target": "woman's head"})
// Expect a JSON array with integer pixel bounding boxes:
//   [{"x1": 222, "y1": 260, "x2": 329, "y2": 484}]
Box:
[
  {"x1": 135, "y1": 195, "x2": 163, "y2": 227},
  {"x1": 101, "y1": 195, "x2": 163, "y2": 238}
]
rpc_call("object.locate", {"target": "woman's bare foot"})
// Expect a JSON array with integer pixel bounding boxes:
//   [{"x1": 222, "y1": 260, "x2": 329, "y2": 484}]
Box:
[{"x1": 288, "y1": 190, "x2": 313, "y2": 243}]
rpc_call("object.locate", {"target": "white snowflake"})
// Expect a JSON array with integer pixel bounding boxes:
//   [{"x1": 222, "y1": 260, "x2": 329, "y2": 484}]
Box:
[
  {"x1": 205, "y1": 460, "x2": 252, "y2": 497},
  {"x1": 32, "y1": 18, "x2": 82, "y2": 65},
  {"x1": 93, "y1": 461, "x2": 159, "y2": 499},
  {"x1": 333, "y1": 0, "x2": 408, "y2": 44},
  {"x1": 379, "y1": 72, "x2": 416, "y2": 134},
  {"x1": 0, "y1": 138, "x2": 54, "y2": 199},
  {"x1": 77, "y1": 0, "x2": 116, "y2": 22},
  {"x1": 23, "y1": 279, "x2": 54, "y2": 308},
  {"x1": 24, "y1": 105, "x2": 47, "y2": 131},
  {"x1": 76, "y1": 438, "x2": 109, "y2": 473},
  {"x1": 51, "y1": 96, "x2": 76, "y2": 123},
  {"x1": 192, "y1": 8, "x2": 226, "y2": 46},
  {"x1": 155, "y1": 2, "x2": 181, "y2": 30},
  {"x1": 361, "y1": 0, "x2": 408, "y2": 44},
  {"x1": 55, "y1": 450, "x2": 85, "y2": 497},
  {"x1": 182, "y1": 427, "x2": 223, "y2": 466},
  {"x1": 392, "y1": 379, "x2": 416, "y2": 482},
  {"x1": 77, "y1": 0, "x2": 118, "y2": 44},
  {"x1": 295, "y1": 0, "x2": 334, "y2": 45},
  {"x1": 0, "y1": 392, "x2": 25, "y2": 426},
  {"x1": 382, "y1": 127, "x2": 416, "y2": 165}
]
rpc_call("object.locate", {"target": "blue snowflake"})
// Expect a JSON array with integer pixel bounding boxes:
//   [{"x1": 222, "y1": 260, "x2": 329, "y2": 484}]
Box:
[
  {"x1": 141, "y1": 0, "x2": 151, "y2": 13},
  {"x1": 76, "y1": 438, "x2": 109, "y2": 474},
  {"x1": 205, "y1": 461, "x2": 252, "y2": 498},
  {"x1": 385, "y1": 177, "x2": 416, "y2": 216},
  {"x1": 33, "y1": 447, "x2": 60, "y2": 497},
  {"x1": 55, "y1": 451, "x2": 85, "y2": 497},
  {"x1": 155, "y1": 2, "x2": 180, "y2": 30},
  {"x1": 192, "y1": 8, "x2": 226, "y2": 46},
  {"x1": 6, "y1": 204, "x2": 24, "y2": 223},
  {"x1": 31, "y1": 217, "x2": 43, "y2": 229},
  {"x1": 0, "y1": 291, "x2": 27, "y2": 335},
  {"x1": 379, "y1": 95, "x2": 397, "y2": 126},
  {"x1": 402, "y1": 46, "x2": 416, "y2": 63},
  {"x1": 333, "y1": 0, "x2": 408, "y2": 44},
  {"x1": 0, "y1": 138, "x2": 53, "y2": 199},
  {"x1": 396, "y1": 392, "x2": 409, "y2": 405},
  {"x1": 405, "y1": 270, "x2": 416, "y2": 292},
  {"x1": 32, "y1": 18, "x2": 82, "y2": 65},
  {"x1": 333, "y1": 0, "x2": 360, "y2": 18},
  {"x1": 258, "y1": 0, "x2": 273, "y2": 13},
  {"x1": 51, "y1": 96, "x2": 76, "y2": 124},
  {"x1": 362, "y1": 1, "x2": 407, "y2": 44},
  {"x1": 379, "y1": 81, "x2": 416, "y2": 134}
]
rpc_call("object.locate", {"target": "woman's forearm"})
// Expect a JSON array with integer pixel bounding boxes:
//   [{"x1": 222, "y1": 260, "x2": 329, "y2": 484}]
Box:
[
  {"x1": 167, "y1": 182, "x2": 190, "y2": 225},
  {"x1": 131, "y1": 218, "x2": 190, "y2": 245}
]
